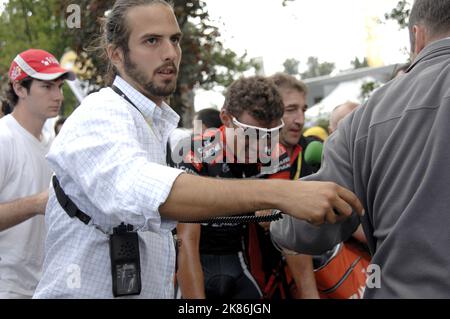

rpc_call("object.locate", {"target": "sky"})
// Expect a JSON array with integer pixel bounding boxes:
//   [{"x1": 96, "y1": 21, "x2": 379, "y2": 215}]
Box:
[
  {"x1": 205, "y1": 0, "x2": 410, "y2": 73},
  {"x1": 0, "y1": 0, "x2": 411, "y2": 109},
  {"x1": 197, "y1": 0, "x2": 411, "y2": 109}
]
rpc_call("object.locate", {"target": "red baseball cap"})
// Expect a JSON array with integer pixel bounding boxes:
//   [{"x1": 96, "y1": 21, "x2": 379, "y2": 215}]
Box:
[{"x1": 8, "y1": 49, "x2": 76, "y2": 83}]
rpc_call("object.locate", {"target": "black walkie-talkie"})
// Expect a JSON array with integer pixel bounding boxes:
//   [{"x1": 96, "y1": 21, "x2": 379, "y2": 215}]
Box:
[{"x1": 109, "y1": 223, "x2": 142, "y2": 297}]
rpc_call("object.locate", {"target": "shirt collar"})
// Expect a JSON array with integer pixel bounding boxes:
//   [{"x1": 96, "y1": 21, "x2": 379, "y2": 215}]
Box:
[
  {"x1": 408, "y1": 37, "x2": 450, "y2": 72},
  {"x1": 112, "y1": 76, "x2": 180, "y2": 127}
]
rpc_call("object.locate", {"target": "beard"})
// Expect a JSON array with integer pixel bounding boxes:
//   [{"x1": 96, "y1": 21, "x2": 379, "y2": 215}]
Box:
[
  {"x1": 280, "y1": 129, "x2": 300, "y2": 148},
  {"x1": 123, "y1": 53, "x2": 178, "y2": 98}
]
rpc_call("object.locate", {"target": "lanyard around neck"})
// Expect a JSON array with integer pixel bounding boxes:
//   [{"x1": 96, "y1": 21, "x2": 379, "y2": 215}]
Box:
[
  {"x1": 111, "y1": 85, "x2": 162, "y2": 142},
  {"x1": 293, "y1": 150, "x2": 303, "y2": 180},
  {"x1": 111, "y1": 85, "x2": 144, "y2": 117}
]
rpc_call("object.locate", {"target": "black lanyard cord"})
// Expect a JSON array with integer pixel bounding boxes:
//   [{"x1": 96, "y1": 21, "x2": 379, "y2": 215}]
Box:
[
  {"x1": 111, "y1": 85, "x2": 144, "y2": 117},
  {"x1": 112, "y1": 85, "x2": 283, "y2": 225}
]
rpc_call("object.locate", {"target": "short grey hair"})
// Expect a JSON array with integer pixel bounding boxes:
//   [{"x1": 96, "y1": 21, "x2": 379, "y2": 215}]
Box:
[{"x1": 408, "y1": 0, "x2": 450, "y2": 51}]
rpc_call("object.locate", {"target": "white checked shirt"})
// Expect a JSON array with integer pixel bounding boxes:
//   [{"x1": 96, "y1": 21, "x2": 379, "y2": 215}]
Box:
[{"x1": 34, "y1": 76, "x2": 183, "y2": 299}]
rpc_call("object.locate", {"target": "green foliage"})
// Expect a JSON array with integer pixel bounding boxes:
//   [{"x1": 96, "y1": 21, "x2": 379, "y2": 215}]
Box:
[
  {"x1": 61, "y1": 84, "x2": 78, "y2": 116},
  {"x1": 360, "y1": 80, "x2": 380, "y2": 101},
  {"x1": 57, "y1": 0, "x2": 259, "y2": 124},
  {"x1": 0, "y1": 0, "x2": 258, "y2": 124},
  {"x1": 300, "y1": 56, "x2": 335, "y2": 79},
  {"x1": 177, "y1": 18, "x2": 259, "y2": 91},
  {"x1": 384, "y1": 0, "x2": 411, "y2": 29},
  {"x1": 280, "y1": 56, "x2": 335, "y2": 79},
  {"x1": 0, "y1": 0, "x2": 70, "y2": 83},
  {"x1": 351, "y1": 57, "x2": 369, "y2": 69},
  {"x1": 283, "y1": 58, "x2": 300, "y2": 76}
]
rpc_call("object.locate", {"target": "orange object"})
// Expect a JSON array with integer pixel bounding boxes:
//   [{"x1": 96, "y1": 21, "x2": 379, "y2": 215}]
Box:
[{"x1": 314, "y1": 241, "x2": 371, "y2": 299}]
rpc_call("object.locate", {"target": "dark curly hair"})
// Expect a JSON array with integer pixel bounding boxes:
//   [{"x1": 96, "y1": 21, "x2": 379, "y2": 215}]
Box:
[
  {"x1": 195, "y1": 108, "x2": 222, "y2": 129},
  {"x1": 223, "y1": 76, "x2": 284, "y2": 124}
]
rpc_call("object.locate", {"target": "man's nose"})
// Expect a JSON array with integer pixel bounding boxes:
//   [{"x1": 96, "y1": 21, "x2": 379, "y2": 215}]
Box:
[
  {"x1": 294, "y1": 111, "x2": 305, "y2": 125},
  {"x1": 53, "y1": 86, "x2": 64, "y2": 102},
  {"x1": 161, "y1": 39, "x2": 179, "y2": 62}
]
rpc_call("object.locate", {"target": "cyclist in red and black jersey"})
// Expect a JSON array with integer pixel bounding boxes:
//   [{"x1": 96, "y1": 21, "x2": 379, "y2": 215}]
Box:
[
  {"x1": 174, "y1": 76, "x2": 291, "y2": 299},
  {"x1": 252, "y1": 73, "x2": 320, "y2": 299}
]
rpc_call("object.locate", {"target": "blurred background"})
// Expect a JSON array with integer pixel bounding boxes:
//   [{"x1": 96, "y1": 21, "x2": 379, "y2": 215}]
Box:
[{"x1": 0, "y1": 0, "x2": 412, "y2": 129}]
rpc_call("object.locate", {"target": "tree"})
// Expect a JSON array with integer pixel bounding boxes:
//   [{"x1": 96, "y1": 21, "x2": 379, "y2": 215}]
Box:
[
  {"x1": 0, "y1": 0, "x2": 259, "y2": 126},
  {"x1": 300, "y1": 56, "x2": 335, "y2": 79},
  {"x1": 282, "y1": 58, "x2": 300, "y2": 76},
  {"x1": 57, "y1": 0, "x2": 260, "y2": 127},
  {"x1": 351, "y1": 57, "x2": 369, "y2": 69},
  {"x1": 382, "y1": 0, "x2": 412, "y2": 64},
  {"x1": 384, "y1": 0, "x2": 411, "y2": 29},
  {"x1": 0, "y1": 0, "x2": 78, "y2": 114},
  {"x1": 0, "y1": 0, "x2": 71, "y2": 73},
  {"x1": 360, "y1": 80, "x2": 380, "y2": 101}
]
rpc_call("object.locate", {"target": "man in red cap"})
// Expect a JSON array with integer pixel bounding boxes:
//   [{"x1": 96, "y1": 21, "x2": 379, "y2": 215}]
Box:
[{"x1": 0, "y1": 49, "x2": 75, "y2": 298}]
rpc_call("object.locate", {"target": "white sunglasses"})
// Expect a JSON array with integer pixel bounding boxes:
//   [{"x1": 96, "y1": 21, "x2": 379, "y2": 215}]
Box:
[{"x1": 232, "y1": 117, "x2": 285, "y2": 139}]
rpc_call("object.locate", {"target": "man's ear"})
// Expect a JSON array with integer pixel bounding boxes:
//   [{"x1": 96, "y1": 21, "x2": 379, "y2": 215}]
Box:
[
  {"x1": 413, "y1": 24, "x2": 427, "y2": 57},
  {"x1": 12, "y1": 81, "x2": 29, "y2": 99},
  {"x1": 107, "y1": 44, "x2": 124, "y2": 74},
  {"x1": 220, "y1": 109, "x2": 232, "y2": 128}
]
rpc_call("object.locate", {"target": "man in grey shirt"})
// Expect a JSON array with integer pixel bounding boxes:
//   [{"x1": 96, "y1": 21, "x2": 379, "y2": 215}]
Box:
[{"x1": 271, "y1": 0, "x2": 450, "y2": 298}]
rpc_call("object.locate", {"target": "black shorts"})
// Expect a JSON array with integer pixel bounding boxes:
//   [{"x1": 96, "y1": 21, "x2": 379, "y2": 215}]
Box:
[
  {"x1": 176, "y1": 252, "x2": 262, "y2": 299},
  {"x1": 201, "y1": 252, "x2": 262, "y2": 299}
]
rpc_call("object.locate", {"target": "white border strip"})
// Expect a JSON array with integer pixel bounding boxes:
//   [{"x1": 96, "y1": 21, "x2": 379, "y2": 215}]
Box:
[{"x1": 14, "y1": 55, "x2": 73, "y2": 81}]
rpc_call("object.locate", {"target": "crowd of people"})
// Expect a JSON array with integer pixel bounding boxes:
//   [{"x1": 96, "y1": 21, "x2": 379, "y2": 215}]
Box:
[{"x1": 0, "y1": 0, "x2": 449, "y2": 299}]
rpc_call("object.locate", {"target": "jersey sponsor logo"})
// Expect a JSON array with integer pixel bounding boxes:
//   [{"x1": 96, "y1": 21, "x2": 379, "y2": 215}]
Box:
[
  {"x1": 202, "y1": 143, "x2": 222, "y2": 163},
  {"x1": 222, "y1": 163, "x2": 230, "y2": 174},
  {"x1": 180, "y1": 167, "x2": 199, "y2": 175},
  {"x1": 183, "y1": 151, "x2": 203, "y2": 172}
]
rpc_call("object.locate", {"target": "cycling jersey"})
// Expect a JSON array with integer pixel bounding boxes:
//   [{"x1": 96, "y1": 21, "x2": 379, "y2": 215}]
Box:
[
  {"x1": 247, "y1": 135, "x2": 319, "y2": 294},
  {"x1": 174, "y1": 127, "x2": 317, "y2": 299},
  {"x1": 175, "y1": 126, "x2": 292, "y2": 255}
]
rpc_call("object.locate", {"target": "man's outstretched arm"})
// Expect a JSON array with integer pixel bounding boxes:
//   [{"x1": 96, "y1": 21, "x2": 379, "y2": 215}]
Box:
[
  {"x1": 270, "y1": 109, "x2": 365, "y2": 255},
  {"x1": 159, "y1": 173, "x2": 363, "y2": 225},
  {"x1": 0, "y1": 190, "x2": 48, "y2": 231}
]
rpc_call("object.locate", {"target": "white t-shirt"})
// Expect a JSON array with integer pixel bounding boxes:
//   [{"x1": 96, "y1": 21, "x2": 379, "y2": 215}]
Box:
[{"x1": 0, "y1": 115, "x2": 52, "y2": 298}]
